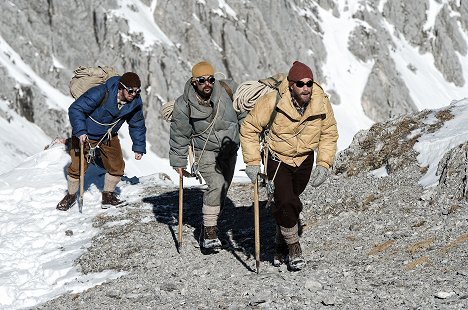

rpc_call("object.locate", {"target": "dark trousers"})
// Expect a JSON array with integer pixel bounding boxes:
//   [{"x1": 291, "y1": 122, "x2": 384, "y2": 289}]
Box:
[
  {"x1": 67, "y1": 136, "x2": 125, "y2": 179},
  {"x1": 267, "y1": 153, "x2": 314, "y2": 228}
]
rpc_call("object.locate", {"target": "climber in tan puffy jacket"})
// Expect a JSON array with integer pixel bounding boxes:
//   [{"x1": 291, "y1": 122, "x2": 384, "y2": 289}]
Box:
[{"x1": 240, "y1": 61, "x2": 338, "y2": 271}]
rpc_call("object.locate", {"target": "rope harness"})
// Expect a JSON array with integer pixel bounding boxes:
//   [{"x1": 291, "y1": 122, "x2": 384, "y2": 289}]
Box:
[
  {"x1": 85, "y1": 117, "x2": 121, "y2": 164},
  {"x1": 188, "y1": 96, "x2": 221, "y2": 182}
]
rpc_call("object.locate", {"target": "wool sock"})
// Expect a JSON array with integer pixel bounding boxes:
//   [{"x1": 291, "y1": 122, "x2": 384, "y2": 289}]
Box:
[
  {"x1": 67, "y1": 176, "x2": 80, "y2": 195},
  {"x1": 103, "y1": 173, "x2": 121, "y2": 192},
  {"x1": 280, "y1": 224, "x2": 299, "y2": 245},
  {"x1": 202, "y1": 204, "x2": 220, "y2": 227}
]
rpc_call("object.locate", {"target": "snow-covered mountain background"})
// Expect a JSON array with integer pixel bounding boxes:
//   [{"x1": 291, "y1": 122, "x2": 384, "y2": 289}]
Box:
[
  {"x1": 2, "y1": 0, "x2": 468, "y2": 176},
  {"x1": 1, "y1": 0, "x2": 468, "y2": 309}
]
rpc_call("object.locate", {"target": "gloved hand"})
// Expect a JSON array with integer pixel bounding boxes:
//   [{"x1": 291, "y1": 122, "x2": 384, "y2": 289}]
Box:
[
  {"x1": 245, "y1": 165, "x2": 260, "y2": 183},
  {"x1": 310, "y1": 165, "x2": 330, "y2": 187}
]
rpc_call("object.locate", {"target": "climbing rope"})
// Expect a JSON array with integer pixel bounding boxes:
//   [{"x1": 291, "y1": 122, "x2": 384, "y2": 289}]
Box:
[{"x1": 232, "y1": 81, "x2": 273, "y2": 113}]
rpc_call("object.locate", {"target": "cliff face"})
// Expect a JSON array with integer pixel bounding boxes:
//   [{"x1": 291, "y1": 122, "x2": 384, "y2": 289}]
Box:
[{"x1": 1, "y1": 0, "x2": 467, "y2": 157}]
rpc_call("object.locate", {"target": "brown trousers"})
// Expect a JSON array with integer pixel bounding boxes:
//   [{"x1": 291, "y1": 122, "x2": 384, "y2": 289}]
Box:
[
  {"x1": 67, "y1": 136, "x2": 125, "y2": 179},
  {"x1": 267, "y1": 153, "x2": 314, "y2": 228}
]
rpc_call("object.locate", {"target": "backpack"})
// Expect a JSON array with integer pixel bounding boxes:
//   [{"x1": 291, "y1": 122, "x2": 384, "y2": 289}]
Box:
[
  {"x1": 160, "y1": 73, "x2": 285, "y2": 122},
  {"x1": 69, "y1": 66, "x2": 118, "y2": 99}
]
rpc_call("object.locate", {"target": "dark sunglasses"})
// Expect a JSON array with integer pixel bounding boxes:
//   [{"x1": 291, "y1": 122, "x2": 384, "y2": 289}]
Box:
[
  {"x1": 120, "y1": 82, "x2": 141, "y2": 95},
  {"x1": 294, "y1": 80, "x2": 313, "y2": 88},
  {"x1": 196, "y1": 76, "x2": 216, "y2": 85}
]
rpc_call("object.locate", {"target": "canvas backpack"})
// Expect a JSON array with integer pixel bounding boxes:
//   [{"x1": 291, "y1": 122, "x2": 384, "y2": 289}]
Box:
[{"x1": 69, "y1": 66, "x2": 119, "y2": 99}]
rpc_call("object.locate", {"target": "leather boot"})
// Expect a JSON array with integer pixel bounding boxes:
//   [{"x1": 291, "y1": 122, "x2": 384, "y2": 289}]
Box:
[
  {"x1": 101, "y1": 191, "x2": 125, "y2": 209},
  {"x1": 287, "y1": 241, "x2": 306, "y2": 271},
  {"x1": 202, "y1": 225, "x2": 222, "y2": 249},
  {"x1": 273, "y1": 242, "x2": 288, "y2": 267},
  {"x1": 56, "y1": 193, "x2": 77, "y2": 211}
]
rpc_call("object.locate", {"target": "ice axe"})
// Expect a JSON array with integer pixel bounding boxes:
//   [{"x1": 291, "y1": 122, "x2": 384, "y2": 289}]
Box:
[
  {"x1": 79, "y1": 141, "x2": 84, "y2": 213},
  {"x1": 178, "y1": 173, "x2": 183, "y2": 251},
  {"x1": 253, "y1": 173, "x2": 261, "y2": 273}
]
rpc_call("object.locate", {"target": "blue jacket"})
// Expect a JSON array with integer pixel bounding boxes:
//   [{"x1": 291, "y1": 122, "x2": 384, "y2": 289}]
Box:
[{"x1": 68, "y1": 76, "x2": 146, "y2": 154}]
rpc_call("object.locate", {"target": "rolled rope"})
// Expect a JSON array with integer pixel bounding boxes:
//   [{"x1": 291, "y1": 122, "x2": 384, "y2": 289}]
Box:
[
  {"x1": 233, "y1": 81, "x2": 274, "y2": 113},
  {"x1": 160, "y1": 100, "x2": 175, "y2": 122},
  {"x1": 233, "y1": 73, "x2": 286, "y2": 113}
]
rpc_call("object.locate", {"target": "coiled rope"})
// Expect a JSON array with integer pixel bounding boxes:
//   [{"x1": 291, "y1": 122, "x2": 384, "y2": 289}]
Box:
[
  {"x1": 160, "y1": 100, "x2": 175, "y2": 122},
  {"x1": 233, "y1": 73, "x2": 286, "y2": 113}
]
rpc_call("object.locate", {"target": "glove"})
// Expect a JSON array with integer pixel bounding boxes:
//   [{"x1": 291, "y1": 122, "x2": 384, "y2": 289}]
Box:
[
  {"x1": 245, "y1": 165, "x2": 260, "y2": 183},
  {"x1": 310, "y1": 165, "x2": 330, "y2": 187}
]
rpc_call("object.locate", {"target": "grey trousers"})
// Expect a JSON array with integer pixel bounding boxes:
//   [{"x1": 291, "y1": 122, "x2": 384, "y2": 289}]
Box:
[{"x1": 195, "y1": 149, "x2": 237, "y2": 207}]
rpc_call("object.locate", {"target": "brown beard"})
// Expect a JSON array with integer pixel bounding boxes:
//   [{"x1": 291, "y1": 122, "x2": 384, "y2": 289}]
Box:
[{"x1": 293, "y1": 91, "x2": 311, "y2": 106}]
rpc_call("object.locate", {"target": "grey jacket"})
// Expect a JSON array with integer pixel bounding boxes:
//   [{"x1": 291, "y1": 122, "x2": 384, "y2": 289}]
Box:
[{"x1": 169, "y1": 78, "x2": 246, "y2": 168}]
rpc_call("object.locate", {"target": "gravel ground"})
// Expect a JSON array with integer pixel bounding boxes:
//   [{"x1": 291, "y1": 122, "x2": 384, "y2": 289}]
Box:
[
  {"x1": 35, "y1": 165, "x2": 467, "y2": 309},
  {"x1": 36, "y1": 110, "x2": 468, "y2": 309}
]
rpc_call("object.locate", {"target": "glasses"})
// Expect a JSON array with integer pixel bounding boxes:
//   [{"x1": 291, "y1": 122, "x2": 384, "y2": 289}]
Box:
[
  {"x1": 293, "y1": 80, "x2": 313, "y2": 88},
  {"x1": 120, "y1": 82, "x2": 141, "y2": 95},
  {"x1": 195, "y1": 76, "x2": 216, "y2": 85}
]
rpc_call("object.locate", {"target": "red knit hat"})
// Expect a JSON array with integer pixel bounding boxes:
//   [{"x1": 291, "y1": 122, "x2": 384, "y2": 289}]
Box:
[
  {"x1": 288, "y1": 61, "x2": 313, "y2": 85},
  {"x1": 120, "y1": 72, "x2": 141, "y2": 88}
]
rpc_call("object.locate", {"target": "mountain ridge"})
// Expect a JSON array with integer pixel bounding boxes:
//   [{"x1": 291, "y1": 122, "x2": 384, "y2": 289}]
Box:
[{"x1": 2, "y1": 0, "x2": 468, "y2": 166}]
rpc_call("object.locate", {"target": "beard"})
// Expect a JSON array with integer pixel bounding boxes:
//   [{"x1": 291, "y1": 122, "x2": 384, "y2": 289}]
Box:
[
  {"x1": 197, "y1": 85, "x2": 213, "y2": 100},
  {"x1": 293, "y1": 91, "x2": 311, "y2": 106}
]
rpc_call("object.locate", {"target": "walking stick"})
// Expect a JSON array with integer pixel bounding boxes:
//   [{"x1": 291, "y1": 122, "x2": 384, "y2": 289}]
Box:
[
  {"x1": 178, "y1": 174, "x2": 183, "y2": 250},
  {"x1": 253, "y1": 174, "x2": 260, "y2": 273},
  {"x1": 79, "y1": 141, "x2": 84, "y2": 213}
]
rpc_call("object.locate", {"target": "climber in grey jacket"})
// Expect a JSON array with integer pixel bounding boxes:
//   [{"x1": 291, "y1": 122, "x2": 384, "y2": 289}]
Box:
[{"x1": 169, "y1": 61, "x2": 246, "y2": 251}]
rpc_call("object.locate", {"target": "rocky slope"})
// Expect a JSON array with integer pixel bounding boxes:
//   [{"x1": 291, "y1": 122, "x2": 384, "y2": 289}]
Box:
[
  {"x1": 2, "y1": 0, "x2": 468, "y2": 157},
  {"x1": 35, "y1": 104, "x2": 467, "y2": 309}
]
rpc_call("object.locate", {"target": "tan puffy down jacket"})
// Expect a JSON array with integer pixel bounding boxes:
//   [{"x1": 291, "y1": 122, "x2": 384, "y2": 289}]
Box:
[{"x1": 240, "y1": 78, "x2": 338, "y2": 168}]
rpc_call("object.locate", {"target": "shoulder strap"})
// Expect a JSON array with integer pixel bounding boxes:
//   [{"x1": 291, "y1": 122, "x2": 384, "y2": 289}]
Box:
[
  {"x1": 266, "y1": 90, "x2": 281, "y2": 130},
  {"x1": 219, "y1": 80, "x2": 233, "y2": 101}
]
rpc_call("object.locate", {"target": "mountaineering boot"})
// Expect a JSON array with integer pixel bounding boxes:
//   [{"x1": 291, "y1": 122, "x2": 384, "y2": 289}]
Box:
[
  {"x1": 273, "y1": 243, "x2": 289, "y2": 267},
  {"x1": 56, "y1": 193, "x2": 77, "y2": 211},
  {"x1": 202, "y1": 225, "x2": 222, "y2": 250},
  {"x1": 101, "y1": 191, "x2": 125, "y2": 209},
  {"x1": 287, "y1": 241, "x2": 306, "y2": 271},
  {"x1": 273, "y1": 225, "x2": 288, "y2": 266}
]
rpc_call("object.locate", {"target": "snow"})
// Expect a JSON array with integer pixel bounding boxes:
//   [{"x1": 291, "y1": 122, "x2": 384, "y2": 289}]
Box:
[
  {"x1": 414, "y1": 99, "x2": 468, "y2": 187},
  {"x1": 424, "y1": 1, "x2": 444, "y2": 31},
  {"x1": 387, "y1": 21, "x2": 468, "y2": 110},
  {"x1": 111, "y1": 0, "x2": 174, "y2": 49},
  {"x1": 0, "y1": 36, "x2": 72, "y2": 112},
  {"x1": 2, "y1": 0, "x2": 468, "y2": 308},
  {"x1": 0, "y1": 100, "x2": 51, "y2": 175},
  {"x1": 318, "y1": 4, "x2": 375, "y2": 151},
  {"x1": 0, "y1": 144, "x2": 130, "y2": 309}
]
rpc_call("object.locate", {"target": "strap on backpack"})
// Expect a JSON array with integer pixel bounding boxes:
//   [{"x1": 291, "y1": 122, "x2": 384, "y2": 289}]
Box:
[{"x1": 219, "y1": 80, "x2": 233, "y2": 101}]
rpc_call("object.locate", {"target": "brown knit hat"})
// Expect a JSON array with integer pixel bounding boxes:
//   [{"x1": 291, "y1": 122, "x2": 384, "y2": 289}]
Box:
[
  {"x1": 288, "y1": 61, "x2": 313, "y2": 85},
  {"x1": 120, "y1": 72, "x2": 141, "y2": 88},
  {"x1": 192, "y1": 61, "x2": 215, "y2": 78}
]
